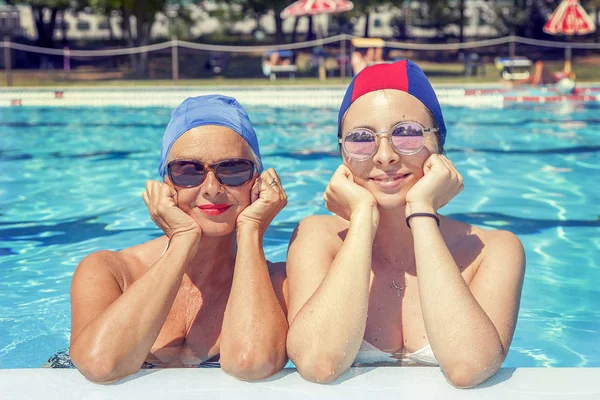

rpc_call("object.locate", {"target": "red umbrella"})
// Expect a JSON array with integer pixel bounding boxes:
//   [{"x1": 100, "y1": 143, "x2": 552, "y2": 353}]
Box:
[
  {"x1": 280, "y1": 0, "x2": 354, "y2": 19},
  {"x1": 280, "y1": 0, "x2": 354, "y2": 80},
  {"x1": 543, "y1": 0, "x2": 596, "y2": 35}
]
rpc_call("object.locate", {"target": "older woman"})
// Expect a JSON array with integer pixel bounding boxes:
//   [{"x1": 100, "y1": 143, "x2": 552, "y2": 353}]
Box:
[
  {"x1": 286, "y1": 60, "x2": 525, "y2": 387},
  {"x1": 69, "y1": 95, "x2": 288, "y2": 383}
]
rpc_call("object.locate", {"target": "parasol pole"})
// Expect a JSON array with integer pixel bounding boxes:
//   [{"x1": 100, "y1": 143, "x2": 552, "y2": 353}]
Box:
[
  {"x1": 317, "y1": 15, "x2": 326, "y2": 81},
  {"x1": 341, "y1": 34, "x2": 346, "y2": 79}
]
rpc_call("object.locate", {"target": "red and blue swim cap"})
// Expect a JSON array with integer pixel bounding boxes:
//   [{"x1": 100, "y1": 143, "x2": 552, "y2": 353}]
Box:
[{"x1": 338, "y1": 59, "x2": 447, "y2": 145}]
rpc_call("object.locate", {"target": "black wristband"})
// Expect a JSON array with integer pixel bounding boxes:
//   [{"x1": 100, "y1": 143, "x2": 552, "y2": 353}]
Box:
[{"x1": 405, "y1": 213, "x2": 440, "y2": 229}]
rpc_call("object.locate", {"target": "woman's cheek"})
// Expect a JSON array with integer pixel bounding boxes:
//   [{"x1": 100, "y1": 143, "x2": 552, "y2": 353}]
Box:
[{"x1": 176, "y1": 190, "x2": 196, "y2": 213}]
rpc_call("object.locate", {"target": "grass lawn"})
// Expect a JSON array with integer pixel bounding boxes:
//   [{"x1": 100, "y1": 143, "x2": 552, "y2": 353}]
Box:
[{"x1": 1, "y1": 61, "x2": 599, "y2": 88}]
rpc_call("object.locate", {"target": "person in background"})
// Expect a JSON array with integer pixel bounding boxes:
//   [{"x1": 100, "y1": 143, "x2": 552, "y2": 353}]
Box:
[
  {"x1": 68, "y1": 95, "x2": 288, "y2": 383},
  {"x1": 285, "y1": 60, "x2": 525, "y2": 387},
  {"x1": 514, "y1": 60, "x2": 576, "y2": 93}
]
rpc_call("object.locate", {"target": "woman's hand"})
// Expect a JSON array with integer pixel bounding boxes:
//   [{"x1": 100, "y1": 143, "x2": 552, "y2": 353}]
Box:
[
  {"x1": 405, "y1": 154, "x2": 464, "y2": 216},
  {"x1": 324, "y1": 164, "x2": 378, "y2": 222},
  {"x1": 142, "y1": 180, "x2": 202, "y2": 239},
  {"x1": 236, "y1": 168, "x2": 287, "y2": 233}
]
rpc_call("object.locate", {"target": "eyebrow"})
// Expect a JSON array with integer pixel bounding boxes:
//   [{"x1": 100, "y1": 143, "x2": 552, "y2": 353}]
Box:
[{"x1": 348, "y1": 121, "x2": 416, "y2": 132}]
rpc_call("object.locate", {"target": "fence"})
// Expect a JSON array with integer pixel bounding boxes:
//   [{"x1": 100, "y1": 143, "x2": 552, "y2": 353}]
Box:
[{"x1": 2, "y1": 34, "x2": 600, "y2": 86}]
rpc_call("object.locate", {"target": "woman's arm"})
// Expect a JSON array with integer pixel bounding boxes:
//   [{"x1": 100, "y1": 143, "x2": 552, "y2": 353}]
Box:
[
  {"x1": 406, "y1": 155, "x2": 525, "y2": 388},
  {"x1": 286, "y1": 165, "x2": 380, "y2": 383},
  {"x1": 286, "y1": 209, "x2": 377, "y2": 383},
  {"x1": 70, "y1": 232, "x2": 200, "y2": 383},
  {"x1": 219, "y1": 225, "x2": 288, "y2": 380},
  {"x1": 411, "y1": 218, "x2": 525, "y2": 388},
  {"x1": 71, "y1": 180, "x2": 203, "y2": 383},
  {"x1": 219, "y1": 168, "x2": 289, "y2": 380}
]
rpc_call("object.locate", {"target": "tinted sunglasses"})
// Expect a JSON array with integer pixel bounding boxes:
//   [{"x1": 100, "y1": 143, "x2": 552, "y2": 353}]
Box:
[
  {"x1": 339, "y1": 121, "x2": 439, "y2": 161},
  {"x1": 165, "y1": 158, "x2": 256, "y2": 187}
]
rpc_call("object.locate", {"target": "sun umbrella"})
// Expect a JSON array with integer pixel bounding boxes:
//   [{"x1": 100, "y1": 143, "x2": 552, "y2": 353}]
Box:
[
  {"x1": 543, "y1": 0, "x2": 596, "y2": 35},
  {"x1": 280, "y1": 0, "x2": 355, "y2": 80},
  {"x1": 542, "y1": 0, "x2": 596, "y2": 63},
  {"x1": 280, "y1": 0, "x2": 354, "y2": 19}
]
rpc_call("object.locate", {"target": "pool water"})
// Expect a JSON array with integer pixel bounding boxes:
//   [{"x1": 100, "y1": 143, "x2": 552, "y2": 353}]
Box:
[{"x1": 0, "y1": 102, "x2": 599, "y2": 369}]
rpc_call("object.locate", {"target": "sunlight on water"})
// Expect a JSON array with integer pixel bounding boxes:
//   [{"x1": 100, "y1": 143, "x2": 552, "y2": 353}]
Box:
[{"x1": 0, "y1": 102, "x2": 599, "y2": 368}]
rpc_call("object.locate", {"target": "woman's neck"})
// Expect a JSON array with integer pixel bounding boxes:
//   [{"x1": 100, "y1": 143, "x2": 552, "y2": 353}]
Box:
[{"x1": 373, "y1": 206, "x2": 415, "y2": 269}]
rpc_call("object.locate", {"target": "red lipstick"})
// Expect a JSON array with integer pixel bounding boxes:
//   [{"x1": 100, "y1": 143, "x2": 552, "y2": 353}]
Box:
[{"x1": 198, "y1": 204, "x2": 231, "y2": 215}]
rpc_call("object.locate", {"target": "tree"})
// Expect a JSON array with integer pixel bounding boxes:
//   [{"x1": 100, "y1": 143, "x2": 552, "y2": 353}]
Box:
[
  {"x1": 489, "y1": 0, "x2": 533, "y2": 37},
  {"x1": 348, "y1": 0, "x2": 393, "y2": 37},
  {"x1": 416, "y1": 0, "x2": 464, "y2": 39},
  {"x1": 86, "y1": 0, "x2": 190, "y2": 77},
  {"x1": 7, "y1": 0, "x2": 72, "y2": 47},
  {"x1": 582, "y1": 0, "x2": 600, "y2": 42},
  {"x1": 232, "y1": 0, "x2": 291, "y2": 44}
]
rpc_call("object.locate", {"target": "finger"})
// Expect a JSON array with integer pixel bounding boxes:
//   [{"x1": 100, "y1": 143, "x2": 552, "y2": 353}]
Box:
[
  {"x1": 439, "y1": 155, "x2": 456, "y2": 173},
  {"x1": 264, "y1": 169, "x2": 280, "y2": 192},
  {"x1": 250, "y1": 175, "x2": 261, "y2": 203},
  {"x1": 422, "y1": 154, "x2": 437, "y2": 174},
  {"x1": 437, "y1": 155, "x2": 456, "y2": 181},
  {"x1": 441, "y1": 155, "x2": 462, "y2": 184},
  {"x1": 335, "y1": 164, "x2": 352, "y2": 178},
  {"x1": 268, "y1": 169, "x2": 287, "y2": 200}
]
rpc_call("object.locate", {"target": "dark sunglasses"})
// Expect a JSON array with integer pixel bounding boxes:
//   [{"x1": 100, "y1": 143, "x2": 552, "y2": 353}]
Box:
[
  {"x1": 339, "y1": 121, "x2": 438, "y2": 161},
  {"x1": 165, "y1": 158, "x2": 257, "y2": 187}
]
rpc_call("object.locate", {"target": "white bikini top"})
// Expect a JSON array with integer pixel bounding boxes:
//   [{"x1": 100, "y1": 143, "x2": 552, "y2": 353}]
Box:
[{"x1": 354, "y1": 340, "x2": 439, "y2": 366}]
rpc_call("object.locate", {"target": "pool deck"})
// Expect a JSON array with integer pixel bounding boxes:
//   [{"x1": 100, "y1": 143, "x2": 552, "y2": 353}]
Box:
[
  {"x1": 1, "y1": 367, "x2": 599, "y2": 399},
  {"x1": 1, "y1": 84, "x2": 599, "y2": 108}
]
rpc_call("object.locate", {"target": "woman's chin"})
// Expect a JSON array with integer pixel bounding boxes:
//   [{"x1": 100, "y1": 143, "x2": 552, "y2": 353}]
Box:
[
  {"x1": 197, "y1": 220, "x2": 237, "y2": 237},
  {"x1": 374, "y1": 192, "x2": 408, "y2": 210}
]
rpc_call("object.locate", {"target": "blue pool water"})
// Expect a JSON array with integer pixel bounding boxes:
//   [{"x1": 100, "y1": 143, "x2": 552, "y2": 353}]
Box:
[{"x1": 0, "y1": 100, "x2": 599, "y2": 369}]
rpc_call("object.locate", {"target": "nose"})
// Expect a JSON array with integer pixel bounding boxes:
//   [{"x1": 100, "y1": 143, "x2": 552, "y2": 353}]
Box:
[
  {"x1": 372, "y1": 135, "x2": 399, "y2": 167},
  {"x1": 201, "y1": 171, "x2": 224, "y2": 197}
]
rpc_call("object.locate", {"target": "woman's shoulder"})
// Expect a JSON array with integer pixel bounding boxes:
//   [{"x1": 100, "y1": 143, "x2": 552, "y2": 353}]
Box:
[
  {"x1": 443, "y1": 216, "x2": 522, "y2": 246},
  {"x1": 442, "y1": 217, "x2": 524, "y2": 271},
  {"x1": 294, "y1": 214, "x2": 349, "y2": 241},
  {"x1": 75, "y1": 236, "x2": 168, "y2": 286}
]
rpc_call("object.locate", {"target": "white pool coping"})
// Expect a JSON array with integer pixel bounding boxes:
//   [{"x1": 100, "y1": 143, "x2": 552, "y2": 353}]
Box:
[
  {"x1": 1, "y1": 367, "x2": 599, "y2": 399},
  {"x1": 1, "y1": 86, "x2": 598, "y2": 109}
]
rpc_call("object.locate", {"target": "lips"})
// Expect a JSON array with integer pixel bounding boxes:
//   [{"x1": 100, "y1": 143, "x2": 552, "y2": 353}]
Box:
[
  {"x1": 198, "y1": 204, "x2": 231, "y2": 216},
  {"x1": 370, "y1": 173, "x2": 411, "y2": 190}
]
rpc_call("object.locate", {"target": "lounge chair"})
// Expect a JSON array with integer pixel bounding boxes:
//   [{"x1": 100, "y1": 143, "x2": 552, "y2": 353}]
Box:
[
  {"x1": 262, "y1": 50, "x2": 297, "y2": 81},
  {"x1": 495, "y1": 57, "x2": 533, "y2": 81}
]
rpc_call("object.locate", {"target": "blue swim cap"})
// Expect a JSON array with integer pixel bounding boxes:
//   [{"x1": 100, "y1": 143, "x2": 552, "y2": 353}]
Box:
[{"x1": 158, "y1": 94, "x2": 262, "y2": 177}]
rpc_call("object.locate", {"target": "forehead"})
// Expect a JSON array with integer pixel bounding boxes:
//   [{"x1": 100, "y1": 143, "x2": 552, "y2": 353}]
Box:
[
  {"x1": 168, "y1": 125, "x2": 255, "y2": 162},
  {"x1": 341, "y1": 90, "x2": 432, "y2": 133}
]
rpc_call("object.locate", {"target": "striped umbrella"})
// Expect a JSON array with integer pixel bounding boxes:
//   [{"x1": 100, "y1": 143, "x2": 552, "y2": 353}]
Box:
[
  {"x1": 543, "y1": 0, "x2": 596, "y2": 35},
  {"x1": 280, "y1": 0, "x2": 354, "y2": 19},
  {"x1": 280, "y1": 0, "x2": 354, "y2": 80}
]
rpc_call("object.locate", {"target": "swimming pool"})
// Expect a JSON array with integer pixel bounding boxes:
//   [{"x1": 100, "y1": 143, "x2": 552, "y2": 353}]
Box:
[{"x1": 0, "y1": 92, "x2": 598, "y2": 369}]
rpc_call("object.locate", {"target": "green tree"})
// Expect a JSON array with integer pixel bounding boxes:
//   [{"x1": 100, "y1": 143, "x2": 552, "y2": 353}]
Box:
[
  {"x1": 410, "y1": 0, "x2": 461, "y2": 39},
  {"x1": 489, "y1": 1, "x2": 531, "y2": 37},
  {"x1": 348, "y1": 0, "x2": 393, "y2": 37},
  {"x1": 233, "y1": 0, "x2": 291, "y2": 44},
  {"x1": 86, "y1": 0, "x2": 191, "y2": 77},
  {"x1": 582, "y1": 0, "x2": 600, "y2": 42},
  {"x1": 7, "y1": 0, "x2": 72, "y2": 47}
]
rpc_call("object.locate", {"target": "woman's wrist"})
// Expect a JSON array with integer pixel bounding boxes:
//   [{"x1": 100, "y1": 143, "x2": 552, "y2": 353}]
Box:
[
  {"x1": 236, "y1": 222, "x2": 263, "y2": 243},
  {"x1": 405, "y1": 202, "x2": 436, "y2": 218},
  {"x1": 350, "y1": 204, "x2": 379, "y2": 235},
  {"x1": 406, "y1": 213, "x2": 440, "y2": 229}
]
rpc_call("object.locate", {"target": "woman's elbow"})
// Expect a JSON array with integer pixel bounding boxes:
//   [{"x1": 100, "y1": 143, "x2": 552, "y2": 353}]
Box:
[
  {"x1": 70, "y1": 348, "x2": 130, "y2": 384},
  {"x1": 72, "y1": 357, "x2": 123, "y2": 384},
  {"x1": 443, "y1": 359, "x2": 503, "y2": 389},
  {"x1": 289, "y1": 349, "x2": 348, "y2": 384},
  {"x1": 221, "y1": 348, "x2": 287, "y2": 381}
]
